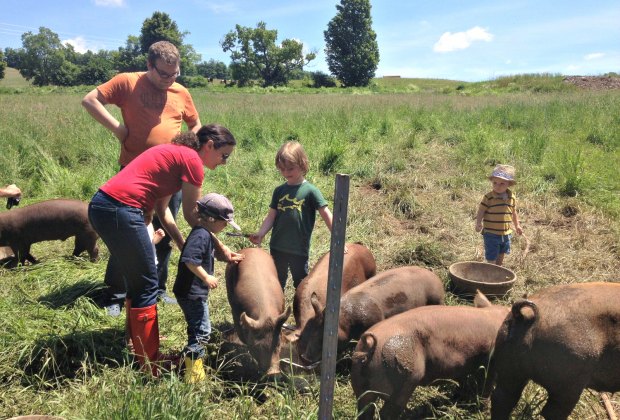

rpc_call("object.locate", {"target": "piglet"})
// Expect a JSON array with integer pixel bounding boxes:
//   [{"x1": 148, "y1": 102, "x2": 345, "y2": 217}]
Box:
[
  {"x1": 351, "y1": 291, "x2": 508, "y2": 419},
  {"x1": 491, "y1": 281, "x2": 620, "y2": 420},
  {"x1": 297, "y1": 265, "x2": 445, "y2": 364}
]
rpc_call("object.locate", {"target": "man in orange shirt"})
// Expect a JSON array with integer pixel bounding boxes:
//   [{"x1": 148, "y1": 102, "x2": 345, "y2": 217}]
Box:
[{"x1": 82, "y1": 40, "x2": 202, "y2": 315}]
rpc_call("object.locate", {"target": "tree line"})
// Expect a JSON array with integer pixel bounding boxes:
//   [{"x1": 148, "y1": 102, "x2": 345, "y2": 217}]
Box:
[{"x1": 0, "y1": 0, "x2": 379, "y2": 89}]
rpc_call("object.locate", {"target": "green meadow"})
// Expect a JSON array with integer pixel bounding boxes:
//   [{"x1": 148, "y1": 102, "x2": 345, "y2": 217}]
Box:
[{"x1": 0, "y1": 71, "x2": 619, "y2": 419}]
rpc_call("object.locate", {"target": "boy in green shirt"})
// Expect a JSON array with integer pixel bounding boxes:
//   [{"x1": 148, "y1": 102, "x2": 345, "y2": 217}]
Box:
[{"x1": 250, "y1": 141, "x2": 334, "y2": 289}]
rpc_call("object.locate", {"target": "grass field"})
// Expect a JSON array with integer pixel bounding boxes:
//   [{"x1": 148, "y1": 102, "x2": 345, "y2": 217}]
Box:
[
  {"x1": 0, "y1": 70, "x2": 619, "y2": 419},
  {"x1": 0, "y1": 67, "x2": 32, "y2": 88}
]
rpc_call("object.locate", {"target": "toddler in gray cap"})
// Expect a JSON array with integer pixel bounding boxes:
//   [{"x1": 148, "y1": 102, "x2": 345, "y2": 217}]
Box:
[{"x1": 173, "y1": 192, "x2": 240, "y2": 382}]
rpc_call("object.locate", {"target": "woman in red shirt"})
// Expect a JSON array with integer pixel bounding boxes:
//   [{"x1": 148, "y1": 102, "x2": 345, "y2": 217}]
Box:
[{"x1": 88, "y1": 124, "x2": 241, "y2": 375}]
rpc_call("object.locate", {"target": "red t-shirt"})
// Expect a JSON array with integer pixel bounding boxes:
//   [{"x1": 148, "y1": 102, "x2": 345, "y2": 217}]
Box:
[{"x1": 100, "y1": 144, "x2": 204, "y2": 212}]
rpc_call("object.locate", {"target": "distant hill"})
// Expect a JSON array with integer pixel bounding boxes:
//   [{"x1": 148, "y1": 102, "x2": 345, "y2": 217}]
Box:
[{"x1": 0, "y1": 67, "x2": 31, "y2": 88}]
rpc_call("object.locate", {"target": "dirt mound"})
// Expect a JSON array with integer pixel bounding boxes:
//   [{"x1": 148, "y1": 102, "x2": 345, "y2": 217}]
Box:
[{"x1": 563, "y1": 75, "x2": 620, "y2": 90}]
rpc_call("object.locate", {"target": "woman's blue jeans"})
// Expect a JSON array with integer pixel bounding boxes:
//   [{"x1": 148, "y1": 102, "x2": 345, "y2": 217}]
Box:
[{"x1": 88, "y1": 190, "x2": 159, "y2": 308}]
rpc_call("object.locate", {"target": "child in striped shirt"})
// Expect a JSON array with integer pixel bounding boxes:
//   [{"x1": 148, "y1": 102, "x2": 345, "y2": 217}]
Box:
[{"x1": 475, "y1": 164, "x2": 523, "y2": 266}]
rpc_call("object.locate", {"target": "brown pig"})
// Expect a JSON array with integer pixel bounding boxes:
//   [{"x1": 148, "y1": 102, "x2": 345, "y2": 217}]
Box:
[
  {"x1": 292, "y1": 242, "x2": 376, "y2": 340},
  {"x1": 225, "y1": 247, "x2": 291, "y2": 375},
  {"x1": 0, "y1": 199, "x2": 99, "y2": 265},
  {"x1": 297, "y1": 266, "x2": 445, "y2": 364},
  {"x1": 490, "y1": 282, "x2": 620, "y2": 420},
  {"x1": 351, "y1": 291, "x2": 509, "y2": 420}
]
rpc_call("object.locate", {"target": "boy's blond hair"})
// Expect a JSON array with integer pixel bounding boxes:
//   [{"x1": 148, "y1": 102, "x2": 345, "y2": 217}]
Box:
[{"x1": 275, "y1": 141, "x2": 309, "y2": 175}]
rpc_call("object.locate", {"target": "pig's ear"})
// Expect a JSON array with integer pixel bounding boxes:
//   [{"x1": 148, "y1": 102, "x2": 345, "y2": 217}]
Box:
[
  {"x1": 310, "y1": 292, "x2": 325, "y2": 321},
  {"x1": 276, "y1": 306, "x2": 292, "y2": 329},
  {"x1": 240, "y1": 311, "x2": 260, "y2": 330},
  {"x1": 473, "y1": 289, "x2": 492, "y2": 308}
]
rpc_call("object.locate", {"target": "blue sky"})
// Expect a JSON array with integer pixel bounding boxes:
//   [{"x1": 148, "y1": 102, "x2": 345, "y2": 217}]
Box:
[{"x1": 1, "y1": 0, "x2": 618, "y2": 82}]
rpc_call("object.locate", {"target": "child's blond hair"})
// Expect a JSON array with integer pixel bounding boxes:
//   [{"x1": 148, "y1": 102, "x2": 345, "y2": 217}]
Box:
[{"x1": 275, "y1": 141, "x2": 309, "y2": 175}]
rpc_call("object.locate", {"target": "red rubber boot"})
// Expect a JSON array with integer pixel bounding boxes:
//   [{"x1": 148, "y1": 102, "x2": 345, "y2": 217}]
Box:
[{"x1": 128, "y1": 304, "x2": 160, "y2": 376}]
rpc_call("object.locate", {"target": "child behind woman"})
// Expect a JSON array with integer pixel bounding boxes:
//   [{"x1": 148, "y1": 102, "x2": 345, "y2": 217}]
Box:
[{"x1": 250, "y1": 141, "x2": 334, "y2": 290}]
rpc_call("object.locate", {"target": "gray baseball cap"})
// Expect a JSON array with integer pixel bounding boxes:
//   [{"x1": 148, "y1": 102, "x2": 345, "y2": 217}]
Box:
[{"x1": 196, "y1": 193, "x2": 241, "y2": 231}]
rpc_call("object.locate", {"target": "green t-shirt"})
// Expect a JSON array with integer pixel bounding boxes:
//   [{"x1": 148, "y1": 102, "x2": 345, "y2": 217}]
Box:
[{"x1": 269, "y1": 180, "x2": 328, "y2": 257}]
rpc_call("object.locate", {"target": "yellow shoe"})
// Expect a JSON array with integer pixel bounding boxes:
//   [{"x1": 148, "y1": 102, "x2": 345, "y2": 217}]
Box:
[{"x1": 184, "y1": 356, "x2": 206, "y2": 383}]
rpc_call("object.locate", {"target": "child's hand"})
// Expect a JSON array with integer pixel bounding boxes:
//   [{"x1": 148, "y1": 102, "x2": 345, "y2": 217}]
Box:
[
  {"x1": 152, "y1": 228, "x2": 165, "y2": 245},
  {"x1": 515, "y1": 224, "x2": 523, "y2": 235},
  {"x1": 227, "y1": 250, "x2": 245, "y2": 263},
  {"x1": 205, "y1": 274, "x2": 218, "y2": 289},
  {"x1": 248, "y1": 233, "x2": 263, "y2": 246},
  {"x1": 475, "y1": 222, "x2": 483, "y2": 232}
]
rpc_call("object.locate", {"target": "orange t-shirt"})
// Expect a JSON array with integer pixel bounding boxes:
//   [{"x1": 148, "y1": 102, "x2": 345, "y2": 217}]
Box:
[{"x1": 97, "y1": 72, "x2": 200, "y2": 166}]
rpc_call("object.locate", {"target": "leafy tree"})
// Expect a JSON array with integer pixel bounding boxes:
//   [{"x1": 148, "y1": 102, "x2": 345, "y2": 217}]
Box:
[
  {"x1": 139, "y1": 11, "x2": 185, "y2": 54},
  {"x1": 62, "y1": 43, "x2": 80, "y2": 66},
  {"x1": 18, "y1": 27, "x2": 70, "y2": 86},
  {"x1": 221, "y1": 21, "x2": 316, "y2": 87},
  {"x1": 178, "y1": 43, "x2": 200, "y2": 76},
  {"x1": 0, "y1": 50, "x2": 6, "y2": 79},
  {"x1": 324, "y1": 0, "x2": 379, "y2": 87},
  {"x1": 78, "y1": 51, "x2": 115, "y2": 85},
  {"x1": 113, "y1": 35, "x2": 146, "y2": 72},
  {"x1": 4, "y1": 47, "x2": 24, "y2": 69},
  {"x1": 311, "y1": 71, "x2": 337, "y2": 88},
  {"x1": 139, "y1": 12, "x2": 200, "y2": 76},
  {"x1": 228, "y1": 61, "x2": 257, "y2": 87},
  {"x1": 197, "y1": 59, "x2": 230, "y2": 79},
  {"x1": 53, "y1": 60, "x2": 80, "y2": 86}
]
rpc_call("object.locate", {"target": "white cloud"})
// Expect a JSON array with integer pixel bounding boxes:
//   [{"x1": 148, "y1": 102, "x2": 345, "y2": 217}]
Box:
[
  {"x1": 196, "y1": 1, "x2": 237, "y2": 14},
  {"x1": 63, "y1": 36, "x2": 89, "y2": 53},
  {"x1": 94, "y1": 0, "x2": 125, "y2": 7},
  {"x1": 584, "y1": 52, "x2": 605, "y2": 60},
  {"x1": 433, "y1": 26, "x2": 493, "y2": 53}
]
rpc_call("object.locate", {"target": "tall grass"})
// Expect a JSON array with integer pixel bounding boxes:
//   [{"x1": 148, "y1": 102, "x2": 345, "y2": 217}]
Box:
[{"x1": 0, "y1": 76, "x2": 619, "y2": 418}]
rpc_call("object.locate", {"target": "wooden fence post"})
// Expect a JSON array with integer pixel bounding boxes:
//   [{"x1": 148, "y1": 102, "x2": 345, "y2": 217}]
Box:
[{"x1": 318, "y1": 174, "x2": 350, "y2": 420}]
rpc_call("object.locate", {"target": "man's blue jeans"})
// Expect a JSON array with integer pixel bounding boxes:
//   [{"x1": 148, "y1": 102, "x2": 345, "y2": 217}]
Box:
[
  {"x1": 153, "y1": 189, "x2": 182, "y2": 294},
  {"x1": 88, "y1": 190, "x2": 159, "y2": 308},
  {"x1": 178, "y1": 296, "x2": 211, "y2": 358}
]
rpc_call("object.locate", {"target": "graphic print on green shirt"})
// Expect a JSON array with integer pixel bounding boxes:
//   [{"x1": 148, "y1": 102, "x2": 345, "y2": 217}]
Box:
[{"x1": 269, "y1": 181, "x2": 328, "y2": 257}]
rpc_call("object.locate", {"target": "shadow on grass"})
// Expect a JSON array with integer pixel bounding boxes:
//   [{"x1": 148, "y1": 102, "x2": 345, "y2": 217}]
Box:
[
  {"x1": 19, "y1": 326, "x2": 126, "y2": 385},
  {"x1": 38, "y1": 279, "x2": 106, "y2": 309},
  {"x1": 386, "y1": 379, "x2": 490, "y2": 419}
]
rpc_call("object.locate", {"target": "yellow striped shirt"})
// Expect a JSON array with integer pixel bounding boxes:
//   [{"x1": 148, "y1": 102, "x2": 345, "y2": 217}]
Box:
[{"x1": 480, "y1": 189, "x2": 515, "y2": 235}]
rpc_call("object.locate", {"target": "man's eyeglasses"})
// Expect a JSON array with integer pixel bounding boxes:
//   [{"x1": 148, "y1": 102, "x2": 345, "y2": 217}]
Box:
[{"x1": 153, "y1": 64, "x2": 180, "y2": 80}]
